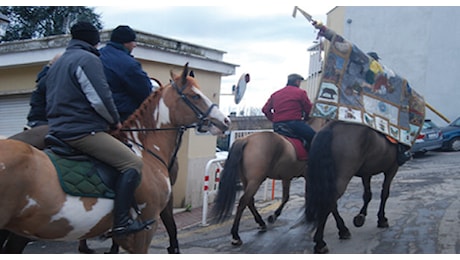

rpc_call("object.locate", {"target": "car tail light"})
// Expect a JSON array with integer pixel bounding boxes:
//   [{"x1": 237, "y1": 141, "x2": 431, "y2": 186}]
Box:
[{"x1": 417, "y1": 134, "x2": 425, "y2": 140}]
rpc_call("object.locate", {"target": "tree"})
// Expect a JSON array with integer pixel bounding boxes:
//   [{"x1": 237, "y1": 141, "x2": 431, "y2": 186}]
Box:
[{"x1": 0, "y1": 6, "x2": 102, "y2": 42}]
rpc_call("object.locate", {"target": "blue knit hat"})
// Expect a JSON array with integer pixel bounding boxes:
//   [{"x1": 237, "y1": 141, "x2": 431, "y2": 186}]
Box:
[{"x1": 111, "y1": 25, "x2": 136, "y2": 44}]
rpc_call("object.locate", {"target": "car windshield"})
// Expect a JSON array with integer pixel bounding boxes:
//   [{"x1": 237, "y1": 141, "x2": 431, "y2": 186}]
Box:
[{"x1": 450, "y1": 117, "x2": 460, "y2": 127}]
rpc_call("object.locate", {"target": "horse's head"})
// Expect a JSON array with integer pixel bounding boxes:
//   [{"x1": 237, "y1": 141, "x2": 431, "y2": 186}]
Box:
[{"x1": 165, "y1": 63, "x2": 231, "y2": 135}]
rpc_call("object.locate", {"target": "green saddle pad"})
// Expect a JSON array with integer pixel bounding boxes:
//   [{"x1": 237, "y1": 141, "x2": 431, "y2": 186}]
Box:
[{"x1": 46, "y1": 151, "x2": 116, "y2": 199}]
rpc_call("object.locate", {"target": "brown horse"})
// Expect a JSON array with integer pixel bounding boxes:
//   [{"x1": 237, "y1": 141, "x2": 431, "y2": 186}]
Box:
[
  {"x1": 305, "y1": 120, "x2": 402, "y2": 253},
  {"x1": 0, "y1": 63, "x2": 230, "y2": 253},
  {"x1": 212, "y1": 118, "x2": 338, "y2": 246}
]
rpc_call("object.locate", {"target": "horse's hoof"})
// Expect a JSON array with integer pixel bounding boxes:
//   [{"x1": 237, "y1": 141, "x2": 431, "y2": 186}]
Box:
[
  {"x1": 167, "y1": 246, "x2": 180, "y2": 254},
  {"x1": 231, "y1": 239, "x2": 243, "y2": 246},
  {"x1": 377, "y1": 219, "x2": 389, "y2": 228},
  {"x1": 353, "y1": 214, "x2": 366, "y2": 227},
  {"x1": 78, "y1": 246, "x2": 95, "y2": 254},
  {"x1": 268, "y1": 215, "x2": 276, "y2": 223},
  {"x1": 314, "y1": 245, "x2": 329, "y2": 254},
  {"x1": 338, "y1": 229, "x2": 351, "y2": 240},
  {"x1": 258, "y1": 225, "x2": 267, "y2": 232}
]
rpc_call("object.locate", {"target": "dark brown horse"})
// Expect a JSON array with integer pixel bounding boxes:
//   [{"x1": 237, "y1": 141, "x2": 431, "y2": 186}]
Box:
[
  {"x1": 305, "y1": 120, "x2": 403, "y2": 253},
  {"x1": 212, "y1": 118, "x2": 337, "y2": 246},
  {"x1": 0, "y1": 63, "x2": 230, "y2": 253}
]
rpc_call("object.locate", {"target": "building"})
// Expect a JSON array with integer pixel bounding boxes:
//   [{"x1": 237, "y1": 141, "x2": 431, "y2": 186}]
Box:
[
  {"x1": 0, "y1": 28, "x2": 237, "y2": 208},
  {"x1": 310, "y1": 6, "x2": 460, "y2": 126}
]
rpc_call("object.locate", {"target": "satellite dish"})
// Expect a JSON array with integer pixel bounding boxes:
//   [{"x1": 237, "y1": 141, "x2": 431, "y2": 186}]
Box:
[{"x1": 234, "y1": 73, "x2": 250, "y2": 104}]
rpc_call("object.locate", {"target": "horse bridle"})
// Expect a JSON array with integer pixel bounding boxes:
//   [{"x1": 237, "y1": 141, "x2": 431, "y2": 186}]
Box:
[
  {"x1": 121, "y1": 80, "x2": 219, "y2": 171},
  {"x1": 171, "y1": 80, "x2": 219, "y2": 132}
]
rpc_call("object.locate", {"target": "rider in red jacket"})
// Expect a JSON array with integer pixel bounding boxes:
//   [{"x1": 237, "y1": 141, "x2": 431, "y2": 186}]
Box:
[{"x1": 262, "y1": 73, "x2": 316, "y2": 149}]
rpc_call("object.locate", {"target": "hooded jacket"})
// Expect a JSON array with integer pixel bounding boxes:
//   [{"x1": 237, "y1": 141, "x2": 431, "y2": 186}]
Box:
[
  {"x1": 99, "y1": 42, "x2": 152, "y2": 121},
  {"x1": 46, "y1": 39, "x2": 120, "y2": 140}
]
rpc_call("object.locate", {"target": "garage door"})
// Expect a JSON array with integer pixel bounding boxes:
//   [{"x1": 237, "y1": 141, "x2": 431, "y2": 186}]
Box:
[{"x1": 0, "y1": 94, "x2": 31, "y2": 138}]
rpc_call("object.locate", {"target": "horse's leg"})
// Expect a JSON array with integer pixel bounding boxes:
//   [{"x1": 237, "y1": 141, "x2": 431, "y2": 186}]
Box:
[
  {"x1": 77, "y1": 240, "x2": 95, "y2": 254},
  {"x1": 0, "y1": 231, "x2": 31, "y2": 254},
  {"x1": 160, "y1": 196, "x2": 180, "y2": 254},
  {"x1": 312, "y1": 210, "x2": 330, "y2": 254},
  {"x1": 377, "y1": 166, "x2": 398, "y2": 228},
  {"x1": 268, "y1": 179, "x2": 290, "y2": 223},
  {"x1": 247, "y1": 197, "x2": 267, "y2": 231},
  {"x1": 0, "y1": 230, "x2": 8, "y2": 252},
  {"x1": 331, "y1": 207, "x2": 351, "y2": 239},
  {"x1": 230, "y1": 183, "x2": 261, "y2": 246},
  {"x1": 353, "y1": 175, "x2": 372, "y2": 227}
]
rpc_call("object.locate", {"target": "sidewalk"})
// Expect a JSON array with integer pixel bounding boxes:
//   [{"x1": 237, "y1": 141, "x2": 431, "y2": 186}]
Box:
[{"x1": 156, "y1": 206, "x2": 205, "y2": 233}]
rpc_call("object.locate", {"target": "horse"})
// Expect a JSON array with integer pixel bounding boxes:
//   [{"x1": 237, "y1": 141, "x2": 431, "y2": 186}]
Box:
[
  {"x1": 305, "y1": 120, "x2": 402, "y2": 253},
  {"x1": 212, "y1": 117, "x2": 336, "y2": 246},
  {"x1": 3, "y1": 112, "x2": 184, "y2": 255},
  {"x1": 0, "y1": 63, "x2": 231, "y2": 253}
]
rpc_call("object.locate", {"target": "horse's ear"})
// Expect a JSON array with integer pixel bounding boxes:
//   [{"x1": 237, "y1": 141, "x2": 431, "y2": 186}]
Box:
[
  {"x1": 189, "y1": 70, "x2": 195, "y2": 78},
  {"x1": 181, "y1": 63, "x2": 189, "y2": 85},
  {"x1": 170, "y1": 70, "x2": 177, "y2": 80}
]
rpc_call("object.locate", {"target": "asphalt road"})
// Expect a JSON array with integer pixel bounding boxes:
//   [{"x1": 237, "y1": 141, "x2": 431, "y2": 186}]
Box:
[{"x1": 20, "y1": 150, "x2": 460, "y2": 254}]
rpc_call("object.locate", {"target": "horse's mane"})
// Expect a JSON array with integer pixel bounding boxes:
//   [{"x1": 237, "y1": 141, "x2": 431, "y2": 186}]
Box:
[
  {"x1": 123, "y1": 85, "x2": 164, "y2": 128},
  {"x1": 122, "y1": 70, "x2": 198, "y2": 129}
]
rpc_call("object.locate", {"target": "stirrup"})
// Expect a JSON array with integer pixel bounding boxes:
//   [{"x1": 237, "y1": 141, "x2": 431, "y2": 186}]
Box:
[{"x1": 113, "y1": 219, "x2": 155, "y2": 236}]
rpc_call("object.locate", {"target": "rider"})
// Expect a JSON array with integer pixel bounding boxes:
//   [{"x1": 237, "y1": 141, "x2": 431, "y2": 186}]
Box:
[
  {"x1": 262, "y1": 73, "x2": 316, "y2": 150},
  {"x1": 45, "y1": 21, "x2": 153, "y2": 237},
  {"x1": 24, "y1": 53, "x2": 62, "y2": 130},
  {"x1": 99, "y1": 25, "x2": 153, "y2": 122}
]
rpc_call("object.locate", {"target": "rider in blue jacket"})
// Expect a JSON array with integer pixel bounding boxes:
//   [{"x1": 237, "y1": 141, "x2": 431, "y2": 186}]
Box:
[{"x1": 100, "y1": 25, "x2": 153, "y2": 122}]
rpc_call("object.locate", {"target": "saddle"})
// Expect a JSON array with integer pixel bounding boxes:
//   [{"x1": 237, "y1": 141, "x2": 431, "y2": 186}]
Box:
[
  {"x1": 44, "y1": 134, "x2": 119, "y2": 199},
  {"x1": 273, "y1": 123, "x2": 309, "y2": 161}
]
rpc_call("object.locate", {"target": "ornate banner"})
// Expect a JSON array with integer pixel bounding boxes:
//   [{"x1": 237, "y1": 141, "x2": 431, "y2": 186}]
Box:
[{"x1": 310, "y1": 26, "x2": 425, "y2": 146}]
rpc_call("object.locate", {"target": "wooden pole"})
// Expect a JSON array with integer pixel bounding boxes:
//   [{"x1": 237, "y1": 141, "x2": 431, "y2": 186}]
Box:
[{"x1": 426, "y1": 102, "x2": 450, "y2": 124}]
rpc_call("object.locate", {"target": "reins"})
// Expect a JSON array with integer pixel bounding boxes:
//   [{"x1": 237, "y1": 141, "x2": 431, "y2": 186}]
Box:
[{"x1": 121, "y1": 125, "x2": 195, "y2": 172}]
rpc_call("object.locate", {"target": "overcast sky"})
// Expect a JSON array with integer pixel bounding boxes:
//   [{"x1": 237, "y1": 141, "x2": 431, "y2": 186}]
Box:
[{"x1": 91, "y1": 3, "x2": 334, "y2": 114}]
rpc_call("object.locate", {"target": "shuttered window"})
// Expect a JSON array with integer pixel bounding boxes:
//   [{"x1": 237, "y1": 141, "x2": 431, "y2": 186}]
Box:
[{"x1": 0, "y1": 94, "x2": 31, "y2": 138}]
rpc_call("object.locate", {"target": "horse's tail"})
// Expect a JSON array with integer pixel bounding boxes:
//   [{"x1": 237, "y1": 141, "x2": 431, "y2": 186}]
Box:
[
  {"x1": 305, "y1": 124, "x2": 337, "y2": 224},
  {"x1": 212, "y1": 138, "x2": 246, "y2": 222}
]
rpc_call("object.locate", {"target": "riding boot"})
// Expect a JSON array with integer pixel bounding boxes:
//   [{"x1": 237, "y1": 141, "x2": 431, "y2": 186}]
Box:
[{"x1": 112, "y1": 168, "x2": 154, "y2": 236}]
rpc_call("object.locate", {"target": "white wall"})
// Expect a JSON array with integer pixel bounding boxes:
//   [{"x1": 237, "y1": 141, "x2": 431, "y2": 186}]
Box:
[{"x1": 333, "y1": 6, "x2": 460, "y2": 126}]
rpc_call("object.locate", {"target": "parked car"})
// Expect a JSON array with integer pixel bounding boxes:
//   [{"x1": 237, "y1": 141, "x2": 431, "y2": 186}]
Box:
[
  {"x1": 410, "y1": 119, "x2": 443, "y2": 155},
  {"x1": 441, "y1": 116, "x2": 460, "y2": 151}
]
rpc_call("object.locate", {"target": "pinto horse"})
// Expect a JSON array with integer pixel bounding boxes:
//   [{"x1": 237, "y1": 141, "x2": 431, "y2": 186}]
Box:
[
  {"x1": 0, "y1": 63, "x2": 231, "y2": 253},
  {"x1": 212, "y1": 118, "x2": 332, "y2": 246},
  {"x1": 305, "y1": 120, "x2": 402, "y2": 253},
  {"x1": 3, "y1": 127, "x2": 182, "y2": 254}
]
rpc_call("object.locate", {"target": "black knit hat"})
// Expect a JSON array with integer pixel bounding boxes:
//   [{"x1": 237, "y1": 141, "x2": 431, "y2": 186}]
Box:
[
  {"x1": 70, "y1": 21, "x2": 100, "y2": 46},
  {"x1": 111, "y1": 25, "x2": 136, "y2": 44}
]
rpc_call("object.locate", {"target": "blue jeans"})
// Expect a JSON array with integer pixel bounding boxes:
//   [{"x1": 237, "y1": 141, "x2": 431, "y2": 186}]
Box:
[{"x1": 274, "y1": 120, "x2": 316, "y2": 144}]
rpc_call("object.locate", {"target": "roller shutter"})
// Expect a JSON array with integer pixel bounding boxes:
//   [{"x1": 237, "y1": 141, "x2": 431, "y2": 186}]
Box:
[{"x1": 0, "y1": 94, "x2": 31, "y2": 138}]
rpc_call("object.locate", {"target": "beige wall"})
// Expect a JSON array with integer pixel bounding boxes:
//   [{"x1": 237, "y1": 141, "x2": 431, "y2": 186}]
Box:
[{"x1": 0, "y1": 64, "x2": 43, "y2": 94}]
